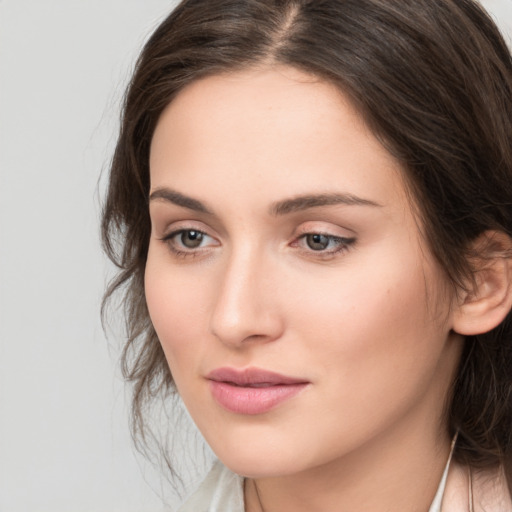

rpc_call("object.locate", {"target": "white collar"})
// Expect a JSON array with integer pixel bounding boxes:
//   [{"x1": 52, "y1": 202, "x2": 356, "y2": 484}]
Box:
[{"x1": 428, "y1": 434, "x2": 458, "y2": 512}]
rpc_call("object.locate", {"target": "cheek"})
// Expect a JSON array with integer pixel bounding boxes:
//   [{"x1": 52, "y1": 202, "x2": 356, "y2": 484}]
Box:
[
  {"x1": 285, "y1": 245, "x2": 449, "y2": 387},
  {"x1": 144, "y1": 248, "x2": 209, "y2": 372},
  {"x1": 272, "y1": 261, "x2": 452, "y2": 458}
]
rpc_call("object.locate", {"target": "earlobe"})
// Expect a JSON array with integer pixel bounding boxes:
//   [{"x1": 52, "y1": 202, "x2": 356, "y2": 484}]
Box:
[{"x1": 452, "y1": 231, "x2": 512, "y2": 336}]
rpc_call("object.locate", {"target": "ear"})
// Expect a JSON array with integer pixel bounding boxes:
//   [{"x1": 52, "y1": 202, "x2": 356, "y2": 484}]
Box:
[{"x1": 452, "y1": 231, "x2": 512, "y2": 336}]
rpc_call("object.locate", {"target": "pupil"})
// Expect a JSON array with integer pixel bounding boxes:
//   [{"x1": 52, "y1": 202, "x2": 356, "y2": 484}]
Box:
[
  {"x1": 181, "y1": 230, "x2": 203, "y2": 248},
  {"x1": 307, "y1": 234, "x2": 329, "y2": 251}
]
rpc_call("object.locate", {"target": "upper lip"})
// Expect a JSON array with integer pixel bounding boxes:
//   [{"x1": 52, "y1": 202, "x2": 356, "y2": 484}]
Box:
[{"x1": 207, "y1": 367, "x2": 309, "y2": 386}]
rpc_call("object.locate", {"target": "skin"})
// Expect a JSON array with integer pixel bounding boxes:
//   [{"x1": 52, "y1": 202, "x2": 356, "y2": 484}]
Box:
[{"x1": 146, "y1": 66, "x2": 465, "y2": 511}]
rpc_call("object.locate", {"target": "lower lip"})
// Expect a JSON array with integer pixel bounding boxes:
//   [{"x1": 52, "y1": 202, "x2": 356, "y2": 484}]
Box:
[{"x1": 209, "y1": 381, "x2": 308, "y2": 415}]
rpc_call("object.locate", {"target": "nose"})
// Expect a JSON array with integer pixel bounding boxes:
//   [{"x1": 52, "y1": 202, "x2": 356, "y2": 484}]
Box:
[{"x1": 209, "y1": 247, "x2": 285, "y2": 348}]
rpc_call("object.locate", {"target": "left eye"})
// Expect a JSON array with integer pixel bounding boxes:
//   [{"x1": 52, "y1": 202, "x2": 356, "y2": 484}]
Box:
[{"x1": 299, "y1": 233, "x2": 355, "y2": 253}]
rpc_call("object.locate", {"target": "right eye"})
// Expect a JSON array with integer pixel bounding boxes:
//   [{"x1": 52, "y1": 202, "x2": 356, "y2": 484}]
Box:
[
  {"x1": 162, "y1": 229, "x2": 219, "y2": 256},
  {"x1": 174, "y1": 230, "x2": 206, "y2": 248}
]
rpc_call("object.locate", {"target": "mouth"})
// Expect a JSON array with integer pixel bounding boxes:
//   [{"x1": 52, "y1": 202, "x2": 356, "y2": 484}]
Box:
[{"x1": 206, "y1": 367, "x2": 309, "y2": 415}]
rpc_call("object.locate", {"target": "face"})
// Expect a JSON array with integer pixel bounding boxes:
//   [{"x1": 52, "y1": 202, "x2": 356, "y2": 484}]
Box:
[{"x1": 146, "y1": 66, "x2": 462, "y2": 478}]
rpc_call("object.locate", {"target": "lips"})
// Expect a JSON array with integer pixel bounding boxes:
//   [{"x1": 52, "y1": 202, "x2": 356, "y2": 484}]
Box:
[{"x1": 207, "y1": 367, "x2": 309, "y2": 415}]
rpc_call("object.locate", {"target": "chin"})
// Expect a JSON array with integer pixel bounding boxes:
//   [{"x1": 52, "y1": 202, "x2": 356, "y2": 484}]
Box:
[
  {"x1": 203, "y1": 429, "x2": 315, "y2": 479},
  {"x1": 217, "y1": 452, "x2": 303, "y2": 479}
]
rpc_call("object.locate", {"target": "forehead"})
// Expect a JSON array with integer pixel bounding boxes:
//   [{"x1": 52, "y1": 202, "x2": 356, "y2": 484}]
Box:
[{"x1": 149, "y1": 66, "x2": 408, "y2": 213}]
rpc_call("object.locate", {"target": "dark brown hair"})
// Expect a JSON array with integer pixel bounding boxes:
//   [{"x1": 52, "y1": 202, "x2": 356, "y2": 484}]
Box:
[{"x1": 102, "y1": 0, "x2": 512, "y2": 488}]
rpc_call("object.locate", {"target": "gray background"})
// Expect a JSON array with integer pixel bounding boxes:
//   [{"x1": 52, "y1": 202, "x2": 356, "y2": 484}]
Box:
[{"x1": 1, "y1": 1, "x2": 511, "y2": 511}]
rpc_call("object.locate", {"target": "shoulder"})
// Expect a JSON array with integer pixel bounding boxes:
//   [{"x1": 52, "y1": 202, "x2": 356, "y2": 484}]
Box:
[
  {"x1": 177, "y1": 460, "x2": 245, "y2": 512},
  {"x1": 473, "y1": 464, "x2": 512, "y2": 512},
  {"x1": 442, "y1": 461, "x2": 512, "y2": 512}
]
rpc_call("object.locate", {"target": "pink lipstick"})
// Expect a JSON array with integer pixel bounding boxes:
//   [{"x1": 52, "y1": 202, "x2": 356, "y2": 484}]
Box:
[{"x1": 207, "y1": 367, "x2": 309, "y2": 415}]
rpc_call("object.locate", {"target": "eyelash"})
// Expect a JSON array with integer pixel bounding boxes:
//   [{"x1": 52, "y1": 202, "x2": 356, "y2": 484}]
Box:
[
  {"x1": 160, "y1": 229, "x2": 356, "y2": 260},
  {"x1": 293, "y1": 233, "x2": 356, "y2": 258}
]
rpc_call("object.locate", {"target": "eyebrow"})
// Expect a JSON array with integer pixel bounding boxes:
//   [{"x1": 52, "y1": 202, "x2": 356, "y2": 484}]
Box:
[
  {"x1": 149, "y1": 188, "x2": 213, "y2": 214},
  {"x1": 270, "y1": 193, "x2": 382, "y2": 216},
  {"x1": 149, "y1": 187, "x2": 381, "y2": 216}
]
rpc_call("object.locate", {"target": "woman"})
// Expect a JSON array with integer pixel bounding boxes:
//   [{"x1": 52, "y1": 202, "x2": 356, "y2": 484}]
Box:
[{"x1": 102, "y1": 0, "x2": 512, "y2": 510}]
